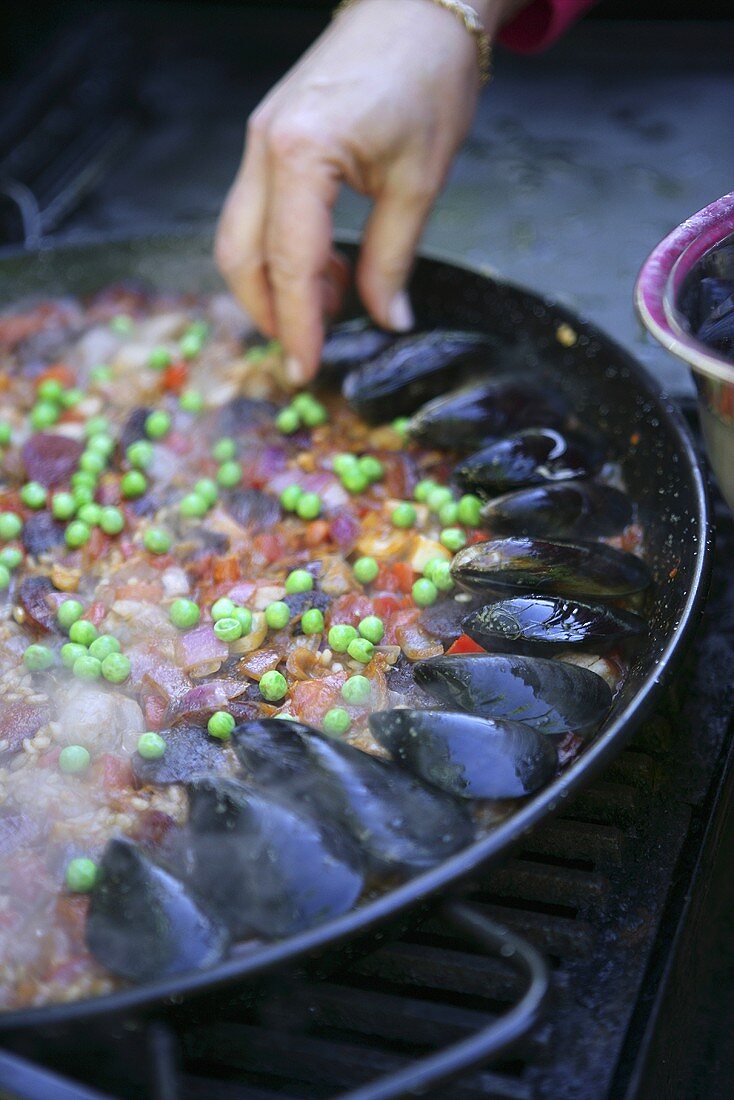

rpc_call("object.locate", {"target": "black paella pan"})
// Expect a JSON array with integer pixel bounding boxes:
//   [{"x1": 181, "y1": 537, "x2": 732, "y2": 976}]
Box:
[{"x1": 0, "y1": 232, "x2": 711, "y2": 1098}]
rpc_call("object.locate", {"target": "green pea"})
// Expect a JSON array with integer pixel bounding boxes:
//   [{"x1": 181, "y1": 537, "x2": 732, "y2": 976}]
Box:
[
  {"x1": 126, "y1": 440, "x2": 154, "y2": 470},
  {"x1": 180, "y1": 492, "x2": 209, "y2": 518},
  {"x1": 86, "y1": 434, "x2": 114, "y2": 458},
  {"x1": 347, "y1": 637, "x2": 374, "y2": 664},
  {"x1": 148, "y1": 345, "x2": 171, "y2": 370},
  {"x1": 353, "y1": 556, "x2": 379, "y2": 584},
  {"x1": 100, "y1": 507, "x2": 124, "y2": 535},
  {"x1": 88, "y1": 635, "x2": 121, "y2": 661},
  {"x1": 194, "y1": 478, "x2": 218, "y2": 507},
  {"x1": 138, "y1": 732, "x2": 166, "y2": 759},
  {"x1": 232, "y1": 607, "x2": 253, "y2": 634},
  {"x1": 275, "y1": 407, "x2": 301, "y2": 434},
  {"x1": 426, "y1": 485, "x2": 453, "y2": 513},
  {"x1": 208, "y1": 711, "x2": 235, "y2": 740},
  {"x1": 61, "y1": 642, "x2": 87, "y2": 668},
  {"x1": 84, "y1": 417, "x2": 109, "y2": 438},
  {"x1": 145, "y1": 410, "x2": 171, "y2": 439},
  {"x1": 213, "y1": 617, "x2": 243, "y2": 642},
  {"x1": 179, "y1": 332, "x2": 203, "y2": 359},
  {"x1": 71, "y1": 471, "x2": 97, "y2": 491},
  {"x1": 30, "y1": 402, "x2": 59, "y2": 431},
  {"x1": 341, "y1": 675, "x2": 371, "y2": 705},
  {"x1": 72, "y1": 486, "x2": 94, "y2": 509},
  {"x1": 211, "y1": 597, "x2": 236, "y2": 621},
  {"x1": 0, "y1": 564, "x2": 9, "y2": 590},
  {"x1": 90, "y1": 364, "x2": 113, "y2": 384},
  {"x1": 440, "y1": 527, "x2": 467, "y2": 552},
  {"x1": 322, "y1": 707, "x2": 351, "y2": 736},
  {"x1": 51, "y1": 492, "x2": 76, "y2": 521},
  {"x1": 0, "y1": 546, "x2": 22, "y2": 570},
  {"x1": 391, "y1": 502, "x2": 417, "y2": 528},
  {"x1": 0, "y1": 512, "x2": 23, "y2": 541},
  {"x1": 280, "y1": 484, "x2": 303, "y2": 512},
  {"x1": 328, "y1": 624, "x2": 358, "y2": 652},
  {"x1": 216, "y1": 460, "x2": 243, "y2": 488},
  {"x1": 65, "y1": 857, "x2": 98, "y2": 893},
  {"x1": 65, "y1": 521, "x2": 91, "y2": 549},
  {"x1": 120, "y1": 471, "x2": 147, "y2": 500},
  {"x1": 0, "y1": 422, "x2": 11, "y2": 446},
  {"x1": 296, "y1": 492, "x2": 321, "y2": 520},
  {"x1": 332, "y1": 453, "x2": 358, "y2": 477},
  {"x1": 101, "y1": 652, "x2": 131, "y2": 683},
  {"x1": 179, "y1": 388, "x2": 204, "y2": 412},
  {"x1": 57, "y1": 599, "x2": 84, "y2": 630},
  {"x1": 24, "y1": 644, "x2": 54, "y2": 671},
  {"x1": 300, "y1": 400, "x2": 328, "y2": 428},
  {"x1": 392, "y1": 417, "x2": 410, "y2": 438},
  {"x1": 212, "y1": 437, "x2": 236, "y2": 462},
  {"x1": 79, "y1": 451, "x2": 105, "y2": 476},
  {"x1": 439, "y1": 501, "x2": 459, "y2": 527},
  {"x1": 422, "y1": 557, "x2": 442, "y2": 581},
  {"x1": 301, "y1": 608, "x2": 324, "y2": 635},
  {"x1": 73, "y1": 654, "x2": 102, "y2": 680},
  {"x1": 259, "y1": 670, "x2": 288, "y2": 702},
  {"x1": 358, "y1": 615, "x2": 384, "y2": 644},
  {"x1": 265, "y1": 601, "x2": 290, "y2": 630},
  {"x1": 60, "y1": 388, "x2": 83, "y2": 409},
  {"x1": 412, "y1": 577, "x2": 438, "y2": 607},
  {"x1": 358, "y1": 455, "x2": 383, "y2": 483},
  {"x1": 432, "y1": 560, "x2": 455, "y2": 591},
  {"x1": 37, "y1": 378, "x2": 63, "y2": 403},
  {"x1": 143, "y1": 527, "x2": 171, "y2": 555},
  {"x1": 457, "y1": 493, "x2": 483, "y2": 527},
  {"x1": 169, "y1": 598, "x2": 200, "y2": 629},
  {"x1": 341, "y1": 467, "x2": 369, "y2": 494},
  {"x1": 20, "y1": 481, "x2": 47, "y2": 510},
  {"x1": 59, "y1": 745, "x2": 90, "y2": 775},
  {"x1": 69, "y1": 619, "x2": 97, "y2": 646},
  {"x1": 285, "y1": 569, "x2": 313, "y2": 594},
  {"x1": 77, "y1": 503, "x2": 103, "y2": 528}
]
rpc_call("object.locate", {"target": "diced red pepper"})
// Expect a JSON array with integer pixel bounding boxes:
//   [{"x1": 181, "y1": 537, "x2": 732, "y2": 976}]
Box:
[
  {"x1": 446, "y1": 633, "x2": 486, "y2": 655},
  {"x1": 162, "y1": 361, "x2": 188, "y2": 391}
]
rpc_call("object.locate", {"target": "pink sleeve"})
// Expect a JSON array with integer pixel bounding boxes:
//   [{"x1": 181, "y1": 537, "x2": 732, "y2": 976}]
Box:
[{"x1": 497, "y1": 0, "x2": 598, "y2": 54}]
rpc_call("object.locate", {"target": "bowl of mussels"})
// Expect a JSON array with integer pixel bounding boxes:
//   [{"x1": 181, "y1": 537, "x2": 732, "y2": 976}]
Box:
[{"x1": 636, "y1": 189, "x2": 734, "y2": 510}]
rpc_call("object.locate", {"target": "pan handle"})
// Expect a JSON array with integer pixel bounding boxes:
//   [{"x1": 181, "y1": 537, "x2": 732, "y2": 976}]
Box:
[{"x1": 336, "y1": 899, "x2": 550, "y2": 1100}]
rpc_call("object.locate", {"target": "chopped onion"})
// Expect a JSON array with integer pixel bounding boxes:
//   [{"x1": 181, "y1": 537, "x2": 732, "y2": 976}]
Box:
[{"x1": 176, "y1": 625, "x2": 228, "y2": 677}]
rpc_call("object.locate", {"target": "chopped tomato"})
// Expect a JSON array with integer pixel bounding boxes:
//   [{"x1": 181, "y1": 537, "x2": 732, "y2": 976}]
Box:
[
  {"x1": 36, "y1": 363, "x2": 76, "y2": 389},
  {"x1": 94, "y1": 753, "x2": 134, "y2": 796},
  {"x1": 305, "y1": 519, "x2": 330, "y2": 548},
  {"x1": 378, "y1": 560, "x2": 414, "y2": 594},
  {"x1": 328, "y1": 593, "x2": 373, "y2": 628},
  {"x1": 253, "y1": 533, "x2": 287, "y2": 564},
  {"x1": 291, "y1": 673, "x2": 347, "y2": 725},
  {"x1": 469, "y1": 530, "x2": 487, "y2": 545},
  {"x1": 446, "y1": 634, "x2": 486, "y2": 655},
  {"x1": 84, "y1": 601, "x2": 107, "y2": 628},
  {"x1": 162, "y1": 361, "x2": 188, "y2": 391},
  {"x1": 213, "y1": 555, "x2": 241, "y2": 583}
]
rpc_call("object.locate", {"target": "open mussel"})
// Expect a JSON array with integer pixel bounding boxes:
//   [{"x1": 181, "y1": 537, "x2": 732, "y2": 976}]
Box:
[
  {"x1": 319, "y1": 317, "x2": 398, "y2": 382},
  {"x1": 342, "y1": 330, "x2": 500, "y2": 422},
  {"x1": 462, "y1": 595, "x2": 645, "y2": 655},
  {"x1": 407, "y1": 379, "x2": 568, "y2": 450},
  {"x1": 480, "y1": 481, "x2": 633, "y2": 539},
  {"x1": 86, "y1": 837, "x2": 229, "y2": 982},
  {"x1": 185, "y1": 777, "x2": 364, "y2": 938},
  {"x1": 369, "y1": 708, "x2": 558, "y2": 800},
  {"x1": 231, "y1": 718, "x2": 474, "y2": 873},
  {"x1": 413, "y1": 653, "x2": 612, "y2": 736},
  {"x1": 456, "y1": 428, "x2": 603, "y2": 495},
  {"x1": 451, "y1": 537, "x2": 651, "y2": 598}
]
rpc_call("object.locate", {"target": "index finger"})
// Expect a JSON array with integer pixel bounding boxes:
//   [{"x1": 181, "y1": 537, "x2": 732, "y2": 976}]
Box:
[{"x1": 264, "y1": 132, "x2": 341, "y2": 385}]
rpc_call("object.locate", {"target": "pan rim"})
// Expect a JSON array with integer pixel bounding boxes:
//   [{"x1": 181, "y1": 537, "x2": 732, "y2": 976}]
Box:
[{"x1": 0, "y1": 229, "x2": 712, "y2": 1032}]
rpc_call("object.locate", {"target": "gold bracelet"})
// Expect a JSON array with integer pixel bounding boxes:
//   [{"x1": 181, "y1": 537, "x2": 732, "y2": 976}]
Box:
[{"x1": 332, "y1": 0, "x2": 492, "y2": 86}]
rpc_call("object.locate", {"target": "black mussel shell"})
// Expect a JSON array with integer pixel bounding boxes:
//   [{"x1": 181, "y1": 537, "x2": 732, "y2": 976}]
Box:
[
  {"x1": 413, "y1": 653, "x2": 612, "y2": 736},
  {"x1": 419, "y1": 594, "x2": 483, "y2": 646},
  {"x1": 451, "y1": 537, "x2": 651, "y2": 598},
  {"x1": 480, "y1": 481, "x2": 633, "y2": 539},
  {"x1": 231, "y1": 719, "x2": 474, "y2": 873},
  {"x1": 370, "y1": 708, "x2": 558, "y2": 800},
  {"x1": 217, "y1": 396, "x2": 279, "y2": 437},
  {"x1": 225, "y1": 488, "x2": 281, "y2": 532},
  {"x1": 22, "y1": 512, "x2": 66, "y2": 555},
  {"x1": 462, "y1": 595, "x2": 646, "y2": 655},
  {"x1": 408, "y1": 380, "x2": 568, "y2": 451},
  {"x1": 86, "y1": 838, "x2": 229, "y2": 982},
  {"x1": 319, "y1": 318, "x2": 398, "y2": 382},
  {"x1": 132, "y1": 723, "x2": 229, "y2": 786},
  {"x1": 342, "y1": 330, "x2": 501, "y2": 422},
  {"x1": 185, "y1": 777, "x2": 364, "y2": 938},
  {"x1": 456, "y1": 428, "x2": 604, "y2": 495}
]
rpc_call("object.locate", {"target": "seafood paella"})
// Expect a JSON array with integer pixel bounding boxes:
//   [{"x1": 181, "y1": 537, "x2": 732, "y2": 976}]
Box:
[{"x1": 0, "y1": 284, "x2": 651, "y2": 1010}]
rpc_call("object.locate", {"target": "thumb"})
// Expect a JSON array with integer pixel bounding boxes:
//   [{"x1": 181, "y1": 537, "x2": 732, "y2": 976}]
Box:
[{"x1": 356, "y1": 179, "x2": 436, "y2": 332}]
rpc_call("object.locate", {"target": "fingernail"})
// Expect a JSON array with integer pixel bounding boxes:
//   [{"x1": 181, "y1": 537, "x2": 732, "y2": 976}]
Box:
[
  {"x1": 285, "y1": 356, "x2": 305, "y2": 385},
  {"x1": 387, "y1": 290, "x2": 414, "y2": 332}
]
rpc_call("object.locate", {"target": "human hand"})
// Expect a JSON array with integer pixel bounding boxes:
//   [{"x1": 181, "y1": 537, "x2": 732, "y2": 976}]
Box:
[{"x1": 216, "y1": 0, "x2": 514, "y2": 385}]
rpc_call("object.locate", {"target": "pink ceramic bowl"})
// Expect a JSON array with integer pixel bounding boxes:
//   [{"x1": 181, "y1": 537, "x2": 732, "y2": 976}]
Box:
[{"x1": 636, "y1": 190, "x2": 734, "y2": 510}]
